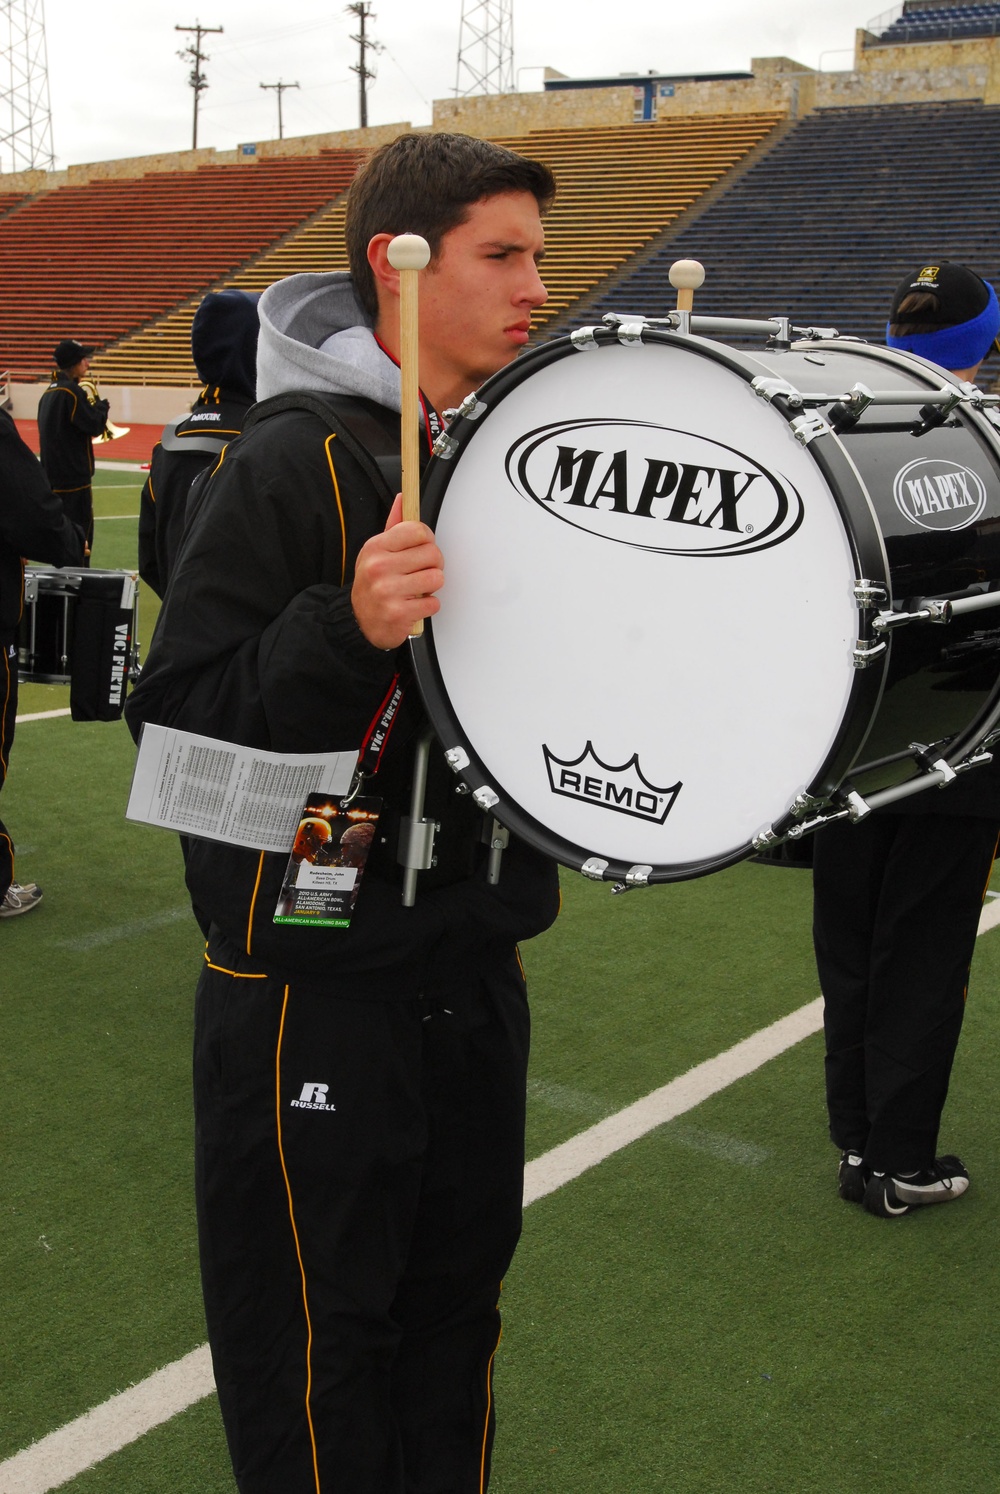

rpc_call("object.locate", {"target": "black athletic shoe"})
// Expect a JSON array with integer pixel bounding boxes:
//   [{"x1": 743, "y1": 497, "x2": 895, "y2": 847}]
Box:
[
  {"x1": 863, "y1": 1156, "x2": 970, "y2": 1218},
  {"x1": 838, "y1": 1150, "x2": 869, "y2": 1204}
]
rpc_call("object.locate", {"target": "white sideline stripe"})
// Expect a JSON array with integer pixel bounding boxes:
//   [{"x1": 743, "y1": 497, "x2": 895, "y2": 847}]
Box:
[
  {"x1": 523, "y1": 997, "x2": 824, "y2": 1205},
  {"x1": 0, "y1": 1347, "x2": 214, "y2": 1494},
  {"x1": 5, "y1": 909, "x2": 1000, "y2": 1492},
  {"x1": 15, "y1": 709, "x2": 71, "y2": 723}
]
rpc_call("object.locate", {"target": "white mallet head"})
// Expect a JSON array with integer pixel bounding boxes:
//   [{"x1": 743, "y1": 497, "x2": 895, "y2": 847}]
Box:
[
  {"x1": 387, "y1": 233, "x2": 431, "y2": 271},
  {"x1": 668, "y1": 259, "x2": 706, "y2": 291}
]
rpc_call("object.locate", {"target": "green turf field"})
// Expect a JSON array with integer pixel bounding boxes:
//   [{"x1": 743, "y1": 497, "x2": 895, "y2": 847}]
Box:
[{"x1": 4, "y1": 468, "x2": 1000, "y2": 1491}]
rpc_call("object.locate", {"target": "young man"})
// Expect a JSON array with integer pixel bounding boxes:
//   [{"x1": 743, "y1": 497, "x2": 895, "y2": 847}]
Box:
[
  {"x1": 814, "y1": 261, "x2": 1000, "y2": 1219},
  {"x1": 125, "y1": 133, "x2": 559, "y2": 1492},
  {"x1": 37, "y1": 339, "x2": 109, "y2": 561}
]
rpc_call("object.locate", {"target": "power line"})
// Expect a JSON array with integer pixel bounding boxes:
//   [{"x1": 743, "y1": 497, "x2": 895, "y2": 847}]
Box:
[
  {"x1": 175, "y1": 19, "x2": 223, "y2": 150},
  {"x1": 259, "y1": 78, "x2": 299, "y2": 140}
]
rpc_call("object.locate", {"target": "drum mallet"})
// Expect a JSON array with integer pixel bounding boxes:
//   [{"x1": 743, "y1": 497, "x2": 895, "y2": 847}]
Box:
[
  {"x1": 669, "y1": 258, "x2": 705, "y2": 313},
  {"x1": 386, "y1": 232, "x2": 432, "y2": 637}
]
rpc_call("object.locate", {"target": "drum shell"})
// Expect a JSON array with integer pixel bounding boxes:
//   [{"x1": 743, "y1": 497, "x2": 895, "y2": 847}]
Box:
[
  {"x1": 414, "y1": 330, "x2": 1000, "y2": 882},
  {"x1": 18, "y1": 567, "x2": 140, "y2": 721}
]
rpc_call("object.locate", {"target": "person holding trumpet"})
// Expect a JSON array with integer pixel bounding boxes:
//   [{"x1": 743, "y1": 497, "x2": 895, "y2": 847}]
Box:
[
  {"x1": 37, "y1": 338, "x2": 109, "y2": 563},
  {"x1": 126, "y1": 132, "x2": 558, "y2": 1492}
]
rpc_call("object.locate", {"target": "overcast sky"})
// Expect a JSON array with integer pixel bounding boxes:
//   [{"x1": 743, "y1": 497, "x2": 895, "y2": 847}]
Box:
[{"x1": 37, "y1": 1, "x2": 892, "y2": 170}]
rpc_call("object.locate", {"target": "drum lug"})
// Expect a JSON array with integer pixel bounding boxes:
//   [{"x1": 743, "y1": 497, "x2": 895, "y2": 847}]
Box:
[
  {"x1": 444, "y1": 746, "x2": 470, "y2": 773},
  {"x1": 790, "y1": 412, "x2": 832, "y2": 445},
  {"x1": 581, "y1": 857, "x2": 609, "y2": 881},
  {"x1": 852, "y1": 638, "x2": 888, "y2": 668},
  {"x1": 751, "y1": 376, "x2": 803, "y2": 408},
  {"x1": 571, "y1": 325, "x2": 601, "y2": 349},
  {"x1": 853, "y1": 579, "x2": 888, "y2": 608},
  {"x1": 432, "y1": 431, "x2": 460, "y2": 459},
  {"x1": 456, "y1": 391, "x2": 487, "y2": 420},
  {"x1": 616, "y1": 321, "x2": 646, "y2": 346},
  {"x1": 841, "y1": 789, "x2": 873, "y2": 822},
  {"x1": 473, "y1": 786, "x2": 499, "y2": 811}
]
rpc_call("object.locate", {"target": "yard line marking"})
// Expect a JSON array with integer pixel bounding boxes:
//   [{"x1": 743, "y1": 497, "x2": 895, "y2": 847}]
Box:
[
  {"x1": 523, "y1": 998, "x2": 823, "y2": 1205},
  {"x1": 15, "y1": 709, "x2": 71, "y2": 722},
  {"x1": 5, "y1": 905, "x2": 1000, "y2": 1492},
  {"x1": 92, "y1": 512, "x2": 139, "y2": 519},
  {"x1": 0, "y1": 1346, "x2": 214, "y2": 1494},
  {"x1": 56, "y1": 907, "x2": 193, "y2": 952}
]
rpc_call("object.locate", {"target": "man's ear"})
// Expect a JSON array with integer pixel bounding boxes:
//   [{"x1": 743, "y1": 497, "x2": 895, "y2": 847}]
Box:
[{"x1": 367, "y1": 234, "x2": 401, "y2": 302}]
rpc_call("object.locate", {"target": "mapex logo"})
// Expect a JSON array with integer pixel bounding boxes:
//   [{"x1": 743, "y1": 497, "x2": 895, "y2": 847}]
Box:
[
  {"x1": 893, "y1": 458, "x2": 988, "y2": 532},
  {"x1": 290, "y1": 1082, "x2": 337, "y2": 1112},
  {"x1": 505, "y1": 419, "x2": 804, "y2": 556},
  {"x1": 543, "y1": 742, "x2": 681, "y2": 824}
]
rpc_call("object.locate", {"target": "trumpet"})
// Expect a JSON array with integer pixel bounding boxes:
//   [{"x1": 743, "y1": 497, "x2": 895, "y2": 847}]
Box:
[{"x1": 79, "y1": 376, "x2": 131, "y2": 443}]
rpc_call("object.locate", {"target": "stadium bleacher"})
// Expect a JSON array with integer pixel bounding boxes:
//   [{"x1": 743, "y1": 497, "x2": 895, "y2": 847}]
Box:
[
  {"x1": 869, "y1": 1, "x2": 1000, "y2": 43},
  {"x1": 90, "y1": 112, "x2": 786, "y2": 387},
  {"x1": 563, "y1": 99, "x2": 1000, "y2": 386},
  {"x1": 0, "y1": 150, "x2": 364, "y2": 380}
]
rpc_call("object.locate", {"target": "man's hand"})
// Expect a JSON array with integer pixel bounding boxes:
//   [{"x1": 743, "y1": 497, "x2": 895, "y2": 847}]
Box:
[{"x1": 351, "y1": 494, "x2": 444, "y2": 649}]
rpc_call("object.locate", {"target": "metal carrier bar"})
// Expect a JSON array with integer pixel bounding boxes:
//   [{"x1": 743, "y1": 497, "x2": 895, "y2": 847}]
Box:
[{"x1": 873, "y1": 589, "x2": 1000, "y2": 633}]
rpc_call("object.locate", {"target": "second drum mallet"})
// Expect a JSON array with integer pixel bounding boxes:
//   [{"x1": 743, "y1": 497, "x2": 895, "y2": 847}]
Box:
[{"x1": 386, "y1": 231, "x2": 432, "y2": 637}]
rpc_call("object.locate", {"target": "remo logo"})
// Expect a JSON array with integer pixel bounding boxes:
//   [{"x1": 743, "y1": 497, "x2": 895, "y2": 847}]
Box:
[{"x1": 504, "y1": 418, "x2": 804, "y2": 556}]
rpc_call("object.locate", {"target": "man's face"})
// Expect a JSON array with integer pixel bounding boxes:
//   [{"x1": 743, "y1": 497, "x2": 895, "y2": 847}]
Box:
[
  {"x1": 416, "y1": 191, "x2": 547, "y2": 397},
  {"x1": 67, "y1": 357, "x2": 90, "y2": 380}
]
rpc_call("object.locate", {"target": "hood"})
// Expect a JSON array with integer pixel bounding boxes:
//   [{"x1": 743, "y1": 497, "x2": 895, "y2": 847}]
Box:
[
  {"x1": 256, "y1": 271, "x2": 402, "y2": 412},
  {"x1": 191, "y1": 289, "x2": 260, "y2": 399}
]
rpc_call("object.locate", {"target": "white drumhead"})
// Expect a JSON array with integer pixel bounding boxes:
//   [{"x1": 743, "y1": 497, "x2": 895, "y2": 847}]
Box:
[{"x1": 427, "y1": 339, "x2": 861, "y2": 869}]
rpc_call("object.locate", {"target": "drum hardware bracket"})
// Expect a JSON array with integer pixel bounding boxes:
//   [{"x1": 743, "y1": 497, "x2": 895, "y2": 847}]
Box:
[
  {"x1": 751, "y1": 376, "x2": 803, "y2": 408},
  {"x1": 872, "y1": 599, "x2": 951, "y2": 632},
  {"x1": 444, "y1": 746, "x2": 471, "y2": 773},
  {"x1": 432, "y1": 431, "x2": 460, "y2": 460},
  {"x1": 473, "y1": 785, "x2": 500, "y2": 812},
  {"x1": 616, "y1": 321, "x2": 646, "y2": 346},
  {"x1": 853, "y1": 579, "x2": 888, "y2": 608},
  {"x1": 455, "y1": 391, "x2": 487, "y2": 421},
  {"x1": 400, "y1": 728, "x2": 438, "y2": 907},
  {"x1": 581, "y1": 857, "x2": 610, "y2": 881},
  {"x1": 483, "y1": 817, "x2": 510, "y2": 885},
  {"x1": 790, "y1": 412, "x2": 833, "y2": 446},
  {"x1": 610, "y1": 864, "x2": 654, "y2": 894},
  {"x1": 852, "y1": 638, "x2": 888, "y2": 668},
  {"x1": 571, "y1": 325, "x2": 602, "y2": 349}
]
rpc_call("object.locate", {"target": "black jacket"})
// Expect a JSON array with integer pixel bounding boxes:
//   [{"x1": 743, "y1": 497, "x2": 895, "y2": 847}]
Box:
[
  {"x1": 138, "y1": 387, "x2": 254, "y2": 598},
  {"x1": 125, "y1": 393, "x2": 560, "y2": 995},
  {"x1": 37, "y1": 372, "x2": 109, "y2": 491},
  {"x1": 0, "y1": 409, "x2": 86, "y2": 634}
]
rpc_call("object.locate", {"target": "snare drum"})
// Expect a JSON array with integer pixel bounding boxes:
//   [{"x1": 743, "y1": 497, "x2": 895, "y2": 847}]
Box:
[
  {"x1": 19, "y1": 567, "x2": 140, "y2": 721},
  {"x1": 412, "y1": 327, "x2": 1000, "y2": 883}
]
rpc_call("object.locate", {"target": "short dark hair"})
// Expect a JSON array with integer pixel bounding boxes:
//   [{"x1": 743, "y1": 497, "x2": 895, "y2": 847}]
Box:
[
  {"x1": 345, "y1": 132, "x2": 556, "y2": 317},
  {"x1": 890, "y1": 290, "x2": 943, "y2": 339}
]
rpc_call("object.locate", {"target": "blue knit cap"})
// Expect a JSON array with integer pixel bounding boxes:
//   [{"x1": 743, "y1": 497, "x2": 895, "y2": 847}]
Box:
[{"x1": 886, "y1": 262, "x2": 1000, "y2": 371}]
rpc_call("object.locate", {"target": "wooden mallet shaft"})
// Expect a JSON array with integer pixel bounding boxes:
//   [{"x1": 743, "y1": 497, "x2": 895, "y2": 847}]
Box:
[{"x1": 387, "y1": 232, "x2": 432, "y2": 636}]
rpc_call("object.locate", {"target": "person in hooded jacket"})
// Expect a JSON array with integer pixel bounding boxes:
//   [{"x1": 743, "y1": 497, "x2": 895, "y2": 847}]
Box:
[
  {"x1": 138, "y1": 289, "x2": 260, "y2": 599},
  {"x1": 124, "y1": 133, "x2": 559, "y2": 1493},
  {"x1": 815, "y1": 262, "x2": 1000, "y2": 1220},
  {"x1": 0, "y1": 407, "x2": 86, "y2": 915}
]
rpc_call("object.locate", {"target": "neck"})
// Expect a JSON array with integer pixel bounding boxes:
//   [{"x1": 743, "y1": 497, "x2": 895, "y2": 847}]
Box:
[{"x1": 375, "y1": 316, "x2": 466, "y2": 420}]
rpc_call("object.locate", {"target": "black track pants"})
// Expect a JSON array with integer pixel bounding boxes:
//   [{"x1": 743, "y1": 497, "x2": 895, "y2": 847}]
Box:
[
  {"x1": 194, "y1": 932, "x2": 530, "y2": 1494},
  {"x1": 813, "y1": 812, "x2": 999, "y2": 1173},
  {"x1": 0, "y1": 634, "x2": 18, "y2": 898}
]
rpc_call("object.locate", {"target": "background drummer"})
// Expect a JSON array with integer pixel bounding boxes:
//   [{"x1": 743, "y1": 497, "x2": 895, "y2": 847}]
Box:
[
  {"x1": 124, "y1": 132, "x2": 560, "y2": 1493},
  {"x1": 813, "y1": 261, "x2": 1000, "y2": 1220}
]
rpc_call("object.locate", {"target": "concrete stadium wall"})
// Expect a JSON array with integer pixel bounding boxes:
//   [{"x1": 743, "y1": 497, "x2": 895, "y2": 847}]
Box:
[{"x1": 9, "y1": 382, "x2": 197, "y2": 424}]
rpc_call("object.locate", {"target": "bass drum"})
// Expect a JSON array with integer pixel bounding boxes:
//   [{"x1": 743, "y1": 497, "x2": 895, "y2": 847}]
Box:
[{"x1": 412, "y1": 328, "x2": 1000, "y2": 883}]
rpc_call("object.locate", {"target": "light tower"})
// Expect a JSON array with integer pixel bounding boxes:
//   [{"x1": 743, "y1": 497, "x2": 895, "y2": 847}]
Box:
[
  {"x1": 0, "y1": 0, "x2": 55, "y2": 173},
  {"x1": 455, "y1": 0, "x2": 514, "y2": 97}
]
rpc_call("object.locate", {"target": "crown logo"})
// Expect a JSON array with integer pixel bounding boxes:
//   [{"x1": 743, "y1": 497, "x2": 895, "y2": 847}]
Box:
[{"x1": 542, "y1": 742, "x2": 681, "y2": 824}]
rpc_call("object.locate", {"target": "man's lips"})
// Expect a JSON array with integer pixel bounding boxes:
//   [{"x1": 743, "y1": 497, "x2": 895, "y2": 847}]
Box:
[{"x1": 505, "y1": 322, "x2": 531, "y2": 344}]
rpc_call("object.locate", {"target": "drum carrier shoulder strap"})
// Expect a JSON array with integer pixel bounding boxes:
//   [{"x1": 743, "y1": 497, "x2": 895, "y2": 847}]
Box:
[{"x1": 250, "y1": 392, "x2": 403, "y2": 507}]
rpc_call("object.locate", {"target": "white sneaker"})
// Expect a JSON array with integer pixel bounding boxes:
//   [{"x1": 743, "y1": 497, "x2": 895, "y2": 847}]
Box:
[{"x1": 0, "y1": 882, "x2": 43, "y2": 917}]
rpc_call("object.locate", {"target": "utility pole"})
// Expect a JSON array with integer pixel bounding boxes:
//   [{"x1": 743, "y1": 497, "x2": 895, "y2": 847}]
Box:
[
  {"x1": 260, "y1": 79, "x2": 299, "y2": 140},
  {"x1": 0, "y1": 0, "x2": 55, "y2": 172},
  {"x1": 346, "y1": 2, "x2": 378, "y2": 130},
  {"x1": 176, "y1": 20, "x2": 223, "y2": 151}
]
